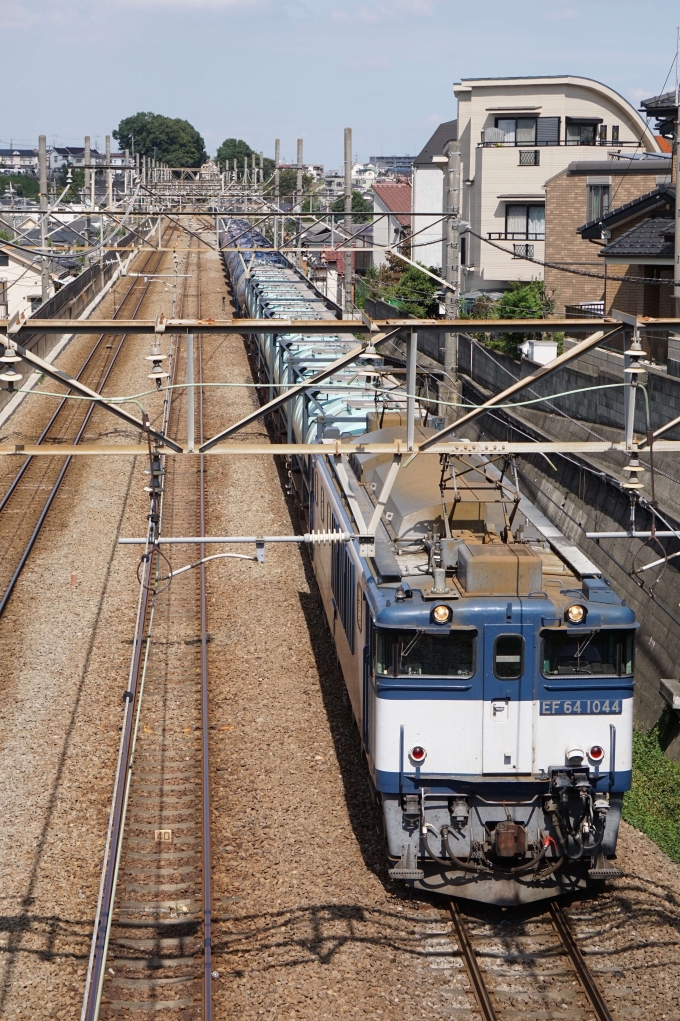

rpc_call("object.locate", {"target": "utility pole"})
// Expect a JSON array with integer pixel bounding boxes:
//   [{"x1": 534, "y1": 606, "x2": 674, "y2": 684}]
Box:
[
  {"x1": 39, "y1": 135, "x2": 49, "y2": 304},
  {"x1": 106, "y1": 134, "x2": 112, "y2": 209},
  {"x1": 669, "y1": 26, "x2": 673, "y2": 314},
  {"x1": 296, "y1": 138, "x2": 303, "y2": 264},
  {"x1": 274, "y1": 138, "x2": 281, "y2": 251},
  {"x1": 442, "y1": 140, "x2": 463, "y2": 419},
  {"x1": 84, "y1": 134, "x2": 92, "y2": 262},
  {"x1": 124, "y1": 148, "x2": 129, "y2": 197},
  {"x1": 84, "y1": 135, "x2": 91, "y2": 206},
  {"x1": 343, "y1": 126, "x2": 353, "y2": 317}
]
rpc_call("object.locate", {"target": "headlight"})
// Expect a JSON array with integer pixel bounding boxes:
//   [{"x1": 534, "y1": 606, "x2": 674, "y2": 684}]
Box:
[
  {"x1": 431, "y1": 604, "x2": 452, "y2": 624},
  {"x1": 565, "y1": 604, "x2": 586, "y2": 624}
]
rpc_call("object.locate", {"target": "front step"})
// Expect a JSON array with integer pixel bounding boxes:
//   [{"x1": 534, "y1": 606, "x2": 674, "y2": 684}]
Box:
[{"x1": 388, "y1": 845, "x2": 424, "y2": 880}]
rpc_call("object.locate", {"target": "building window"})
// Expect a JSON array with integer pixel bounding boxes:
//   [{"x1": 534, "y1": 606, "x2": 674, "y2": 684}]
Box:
[
  {"x1": 598, "y1": 125, "x2": 608, "y2": 144},
  {"x1": 460, "y1": 235, "x2": 467, "y2": 266},
  {"x1": 505, "y1": 204, "x2": 545, "y2": 240},
  {"x1": 513, "y1": 244, "x2": 535, "y2": 259},
  {"x1": 519, "y1": 149, "x2": 540, "y2": 166},
  {"x1": 496, "y1": 117, "x2": 537, "y2": 145},
  {"x1": 611, "y1": 125, "x2": 619, "y2": 143},
  {"x1": 587, "y1": 185, "x2": 610, "y2": 222},
  {"x1": 566, "y1": 120, "x2": 600, "y2": 145}
]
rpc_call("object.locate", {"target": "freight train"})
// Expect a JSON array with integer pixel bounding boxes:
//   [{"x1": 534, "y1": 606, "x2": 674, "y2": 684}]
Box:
[{"x1": 221, "y1": 218, "x2": 634, "y2": 905}]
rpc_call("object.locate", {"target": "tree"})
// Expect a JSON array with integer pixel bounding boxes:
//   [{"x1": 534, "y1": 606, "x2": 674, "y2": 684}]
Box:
[
  {"x1": 392, "y1": 263, "x2": 439, "y2": 317},
  {"x1": 331, "y1": 189, "x2": 373, "y2": 224},
  {"x1": 113, "y1": 112, "x2": 207, "y2": 168},
  {"x1": 463, "y1": 280, "x2": 555, "y2": 359},
  {"x1": 216, "y1": 137, "x2": 274, "y2": 177},
  {"x1": 0, "y1": 174, "x2": 39, "y2": 200},
  {"x1": 277, "y1": 168, "x2": 313, "y2": 198}
]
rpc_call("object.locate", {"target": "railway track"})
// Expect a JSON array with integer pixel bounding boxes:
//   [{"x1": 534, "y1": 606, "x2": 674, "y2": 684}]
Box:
[
  {"x1": 82, "y1": 234, "x2": 214, "y2": 1020},
  {"x1": 0, "y1": 235, "x2": 172, "y2": 616},
  {"x1": 449, "y1": 898, "x2": 617, "y2": 1021}
]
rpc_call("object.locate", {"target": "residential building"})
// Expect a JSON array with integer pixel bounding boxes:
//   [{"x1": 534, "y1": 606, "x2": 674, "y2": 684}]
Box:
[
  {"x1": 594, "y1": 191, "x2": 675, "y2": 325},
  {"x1": 0, "y1": 247, "x2": 57, "y2": 318},
  {"x1": 544, "y1": 156, "x2": 672, "y2": 313},
  {"x1": 459, "y1": 76, "x2": 659, "y2": 291},
  {"x1": 320, "y1": 172, "x2": 344, "y2": 205},
  {"x1": 369, "y1": 155, "x2": 414, "y2": 176},
  {"x1": 411, "y1": 119, "x2": 458, "y2": 268},
  {"x1": 372, "y1": 181, "x2": 411, "y2": 267},
  {"x1": 352, "y1": 162, "x2": 378, "y2": 193},
  {"x1": 49, "y1": 146, "x2": 104, "y2": 171},
  {"x1": 411, "y1": 76, "x2": 659, "y2": 287},
  {"x1": 277, "y1": 163, "x2": 324, "y2": 181},
  {"x1": 0, "y1": 149, "x2": 39, "y2": 175}
]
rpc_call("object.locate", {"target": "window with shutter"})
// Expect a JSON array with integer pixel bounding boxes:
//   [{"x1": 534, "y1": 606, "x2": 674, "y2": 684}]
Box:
[{"x1": 536, "y1": 117, "x2": 560, "y2": 145}]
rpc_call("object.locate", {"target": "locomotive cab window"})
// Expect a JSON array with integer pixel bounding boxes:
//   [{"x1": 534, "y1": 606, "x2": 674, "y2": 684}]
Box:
[
  {"x1": 542, "y1": 629, "x2": 634, "y2": 677},
  {"x1": 375, "y1": 629, "x2": 475, "y2": 678},
  {"x1": 493, "y1": 635, "x2": 524, "y2": 679}
]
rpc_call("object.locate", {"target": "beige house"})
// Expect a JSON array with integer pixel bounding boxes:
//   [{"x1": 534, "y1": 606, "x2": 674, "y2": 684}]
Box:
[{"x1": 411, "y1": 75, "x2": 660, "y2": 292}]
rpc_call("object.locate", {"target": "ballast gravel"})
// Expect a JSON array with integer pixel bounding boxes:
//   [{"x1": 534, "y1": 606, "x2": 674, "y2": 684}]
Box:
[{"x1": 0, "y1": 242, "x2": 678, "y2": 1019}]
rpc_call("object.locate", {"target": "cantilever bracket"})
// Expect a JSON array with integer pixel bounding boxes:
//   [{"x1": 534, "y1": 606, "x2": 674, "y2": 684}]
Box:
[
  {"x1": 367, "y1": 452, "x2": 403, "y2": 536},
  {"x1": 199, "y1": 327, "x2": 403, "y2": 452},
  {"x1": 8, "y1": 338, "x2": 183, "y2": 452}
]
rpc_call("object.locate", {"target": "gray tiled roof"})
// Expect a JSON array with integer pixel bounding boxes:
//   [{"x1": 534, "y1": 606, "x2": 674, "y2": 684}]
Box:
[
  {"x1": 578, "y1": 185, "x2": 674, "y2": 239},
  {"x1": 601, "y1": 217, "x2": 674, "y2": 259},
  {"x1": 412, "y1": 120, "x2": 457, "y2": 167}
]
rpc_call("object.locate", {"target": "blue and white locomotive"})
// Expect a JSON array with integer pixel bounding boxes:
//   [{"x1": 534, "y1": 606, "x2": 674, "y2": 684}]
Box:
[{"x1": 221, "y1": 219, "x2": 635, "y2": 905}]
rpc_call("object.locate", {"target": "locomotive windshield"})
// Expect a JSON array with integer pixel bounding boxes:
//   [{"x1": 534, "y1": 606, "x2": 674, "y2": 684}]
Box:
[
  {"x1": 376, "y1": 629, "x2": 476, "y2": 678},
  {"x1": 542, "y1": 629, "x2": 634, "y2": 677}
]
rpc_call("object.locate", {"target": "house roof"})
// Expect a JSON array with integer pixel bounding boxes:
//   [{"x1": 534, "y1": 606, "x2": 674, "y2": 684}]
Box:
[
  {"x1": 0, "y1": 149, "x2": 37, "y2": 158},
  {"x1": 578, "y1": 185, "x2": 675, "y2": 239},
  {"x1": 372, "y1": 182, "x2": 412, "y2": 226},
  {"x1": 640, "y1": 91, "x2": 677, "y2": 115},
  {"x1": 566, "y1": 158, "x2": 669, "y2": 175},
  {"x1": 53, "y1": 147, "x2": 102, "y2": 156},
  {"x1": 600, "y1": 217, "x2": 674, "y2": 260},
  {"x1": 412, "y1": 120, "x2": 457, "y2": 167}
]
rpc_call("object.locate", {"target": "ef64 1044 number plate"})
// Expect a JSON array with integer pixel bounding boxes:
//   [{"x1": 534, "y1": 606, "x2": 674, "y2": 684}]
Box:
[{"x1": 540, "y1": 699, "x2": 623, "y2": 715}]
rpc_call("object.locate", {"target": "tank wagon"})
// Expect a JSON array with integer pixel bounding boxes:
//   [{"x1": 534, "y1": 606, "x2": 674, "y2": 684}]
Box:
[{"x1": 222, "y1": 219, "x2": 635, "y2": 905}]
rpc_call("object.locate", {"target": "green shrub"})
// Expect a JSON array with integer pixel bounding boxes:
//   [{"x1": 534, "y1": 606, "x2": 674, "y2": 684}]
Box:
[{"x1": 623, "y1": 711, "x2": 680, "y2": 862}]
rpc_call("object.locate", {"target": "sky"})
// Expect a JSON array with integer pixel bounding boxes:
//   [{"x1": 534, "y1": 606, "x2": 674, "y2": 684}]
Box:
[{"x1": 2, "y1": 0, "x2": 679, "y2": 170}]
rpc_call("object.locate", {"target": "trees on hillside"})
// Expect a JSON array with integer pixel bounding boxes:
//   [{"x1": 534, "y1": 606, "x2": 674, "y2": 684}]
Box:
[
  {"x1": 216, "y1": 138, "x2": 274, "y2": 177},
  {"x1": 113, "y1": 113, "x2": 207, "y2": 168}
]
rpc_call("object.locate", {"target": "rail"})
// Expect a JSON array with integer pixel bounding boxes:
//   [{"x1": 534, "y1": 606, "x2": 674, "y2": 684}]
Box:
[
  {"x1": 81, "y1": 226, "x2": 214, "y2": 1020},
  {"x1": 449, "y1": 898, "x2": 615, "y2": 1021},
  {"x1": 0, "y1": 240, "x2": 169, "y2": 617}
]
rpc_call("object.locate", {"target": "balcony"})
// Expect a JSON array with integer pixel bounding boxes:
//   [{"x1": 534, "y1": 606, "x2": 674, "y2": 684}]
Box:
[
  {"x1": 479, "y1": 138, "x2": 643, "y2": 148},
  {"x1": 488, "y1": 232, "x2": 545, "y2": 241}
]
